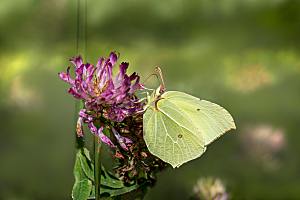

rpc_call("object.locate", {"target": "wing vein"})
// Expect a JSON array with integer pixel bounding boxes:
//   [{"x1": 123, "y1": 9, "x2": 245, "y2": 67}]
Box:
[{"x1": 159, "y1": 102, "x2": 203, "y2": 143}]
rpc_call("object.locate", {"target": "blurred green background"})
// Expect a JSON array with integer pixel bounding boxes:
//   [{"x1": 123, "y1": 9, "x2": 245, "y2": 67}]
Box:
[{"x1": 1, "y1": 0, "x2": 300, "y2": 199}]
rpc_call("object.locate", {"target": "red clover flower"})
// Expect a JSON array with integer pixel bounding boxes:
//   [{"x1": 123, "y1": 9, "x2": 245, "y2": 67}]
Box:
[{"x1": 59, "y1": 52, "x2": 143, "y2": 150}]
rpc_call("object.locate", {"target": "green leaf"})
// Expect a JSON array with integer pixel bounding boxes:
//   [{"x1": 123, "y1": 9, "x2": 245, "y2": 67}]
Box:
[
  {"x1": 73, "y1": 148, "x2": 144, "y2": 199},
  {"x1": 79, "y1": 149, "x2": 94, "y2": 181},
  {"x1": 72, "y1": 150, "x2": 93, "y2": 200},
  {"x1": 89, "y1": 164, "x2": 143, "y2": 199},
  {"x1": 100, "y1": 165, "x2": 124, "y2": 189},
  {"x1": 100, "y1": 184, "x2": 140, "y2": 197},
  {"x1": 99, "y1": 165, "x2": 141, "y2": 197},
  {"x1": 72, "y1": 179, "x2": 93, "y2": 200},
  {"x1": 80, "y1": 147, "x2": 124, "y2": 188},
  {"x1": 74, "y1": 150, "x2": 86, "y2": 181},
  {"x1": 89, "y1": 183, "x2": 141, "y2": 199},
  {"x1": 83, "y1": 147, "x2": 92, "y2": 161}
]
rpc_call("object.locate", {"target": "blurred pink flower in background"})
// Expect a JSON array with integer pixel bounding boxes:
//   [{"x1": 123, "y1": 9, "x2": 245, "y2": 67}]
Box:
[
  {"x1": 192, "y1": 177, "x2": 228, "y2": 200},
  {"x1": 226, "y1": 64, "x2": 274, "y2": 93},
  {"x1": 240, "y1": 124, "x2": 286, "y2": 169}
]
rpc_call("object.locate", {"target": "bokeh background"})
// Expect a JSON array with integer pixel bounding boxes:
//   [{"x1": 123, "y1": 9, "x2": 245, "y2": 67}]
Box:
[{"x1": 1, "y1": 0, "x2": 300, "y2": 199}]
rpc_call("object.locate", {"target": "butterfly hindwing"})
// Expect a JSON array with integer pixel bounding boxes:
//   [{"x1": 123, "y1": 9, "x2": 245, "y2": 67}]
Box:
[{"x1": 143, "y1": 105, "x2": 206, "y2": 168}]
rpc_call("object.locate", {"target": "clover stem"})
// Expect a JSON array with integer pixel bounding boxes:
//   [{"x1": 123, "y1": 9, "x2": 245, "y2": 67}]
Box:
[{"x1": 94, "y1": 135, "x2": 101, "y2": 200}]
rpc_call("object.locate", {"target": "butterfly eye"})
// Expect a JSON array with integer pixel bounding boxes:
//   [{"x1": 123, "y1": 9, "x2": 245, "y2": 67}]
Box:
[
  {"x1": 196, "y1": 108, "x2": 200, "y2": 111},
  {"x1": 178, "y1": 134, "x2": 183, "y2": 138}
]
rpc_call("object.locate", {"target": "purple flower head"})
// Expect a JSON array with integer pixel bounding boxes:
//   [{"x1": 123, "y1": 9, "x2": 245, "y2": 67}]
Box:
[
  {"x1": 59, "y1": 52, "x2": 143, "y2": 149},
  {"x1": 59, "y1": 52, "x2": 142, "y2": 121}
]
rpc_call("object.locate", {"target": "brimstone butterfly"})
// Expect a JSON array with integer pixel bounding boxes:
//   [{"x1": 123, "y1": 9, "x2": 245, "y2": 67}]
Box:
[{"x1": 143, "y1": 68, "x2": 236, "y2": 168}]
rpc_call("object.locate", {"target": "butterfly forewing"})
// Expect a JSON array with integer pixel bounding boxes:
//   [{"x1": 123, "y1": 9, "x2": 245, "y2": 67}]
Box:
[{"x1": 161, "y1": 91, "x2": 236, "y2": 145}]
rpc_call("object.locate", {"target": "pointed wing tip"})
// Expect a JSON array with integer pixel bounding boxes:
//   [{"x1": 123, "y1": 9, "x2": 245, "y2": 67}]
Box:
[
  {"x1": 171, "y1": 163, "x2": 182, "y2": 169},
  {"x1": 231, "y1": 120, "x2": 237, "y2": 130},
  {"x1": 225, "y1": 123, "x2": 236, "y2": 133}
]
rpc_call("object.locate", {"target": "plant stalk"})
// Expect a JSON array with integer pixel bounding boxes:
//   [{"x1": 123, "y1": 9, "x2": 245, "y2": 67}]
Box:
[{"x1": 94, "y1": 136, "x2": 102, "y2": 200}]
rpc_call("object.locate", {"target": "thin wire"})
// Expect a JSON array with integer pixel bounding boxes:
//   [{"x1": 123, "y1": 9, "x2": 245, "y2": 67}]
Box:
[
  {"x1": 78, "y1": 1, "x2": 101, "y2": 198},
  {"x1": 74, "y1": 0, "x2": 82, "y2": 150},
  {"x1": 76, "y1": 0, "x2": 80, "y2": 54},
  {"x1": 75, "y1": 1, "x2": 100, "y2": 198},
  {"x1": 74, "y1": 0, "x2": 88, "y2": 149},
  {"x1": 84, "y1": 0, "x2": 88, "y2": 61}
]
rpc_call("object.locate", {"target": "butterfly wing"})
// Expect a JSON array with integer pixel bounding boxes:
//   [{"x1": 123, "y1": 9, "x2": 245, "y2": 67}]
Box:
[
  {"x1": 143, "y1": 104, "x2": 206, "y2": 168},
  {"x1": 161, "y1": 91, "x2": 236, "y2": 146}
]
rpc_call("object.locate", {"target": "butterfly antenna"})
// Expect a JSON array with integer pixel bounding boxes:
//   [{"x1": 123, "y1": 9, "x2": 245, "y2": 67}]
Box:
[
  {"x1": 142, "y1": 73, "x2": 160, "y2": 88},
  {"x1": 154, "y1": 66, "x2": 166, "y2": 92}
]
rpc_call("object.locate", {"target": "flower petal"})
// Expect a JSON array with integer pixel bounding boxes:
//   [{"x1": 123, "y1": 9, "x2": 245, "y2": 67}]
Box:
[
  {"x1": 58, "y1": 67, "x2": 74, "y2": 84},
  {"x1": 76, "y1": 117, "x2": 84, "y2": 137},
  {"x1": 112, "y1": 127, "x2": 132, "y2": 151},
  {"x1": 98, "y1": 127, "x2": 116, "y2": 148},
  {"x1": 109, "y1": 52, "x2": 118, "y2": 66},
  {"x1": 70, "y1": 56, "x2": 83, "y2": 68},
  {"x1": 88, "y1": 122, "x2": 98, "y2": 134},
  {"x1": 68, "y1": 88, "x2": 82, "y2": 99},
  {"x1": 88, "y1": 123, "x2": 116, "y2": 148}
]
